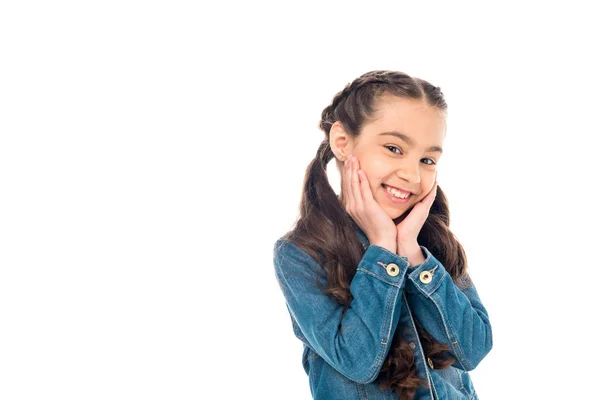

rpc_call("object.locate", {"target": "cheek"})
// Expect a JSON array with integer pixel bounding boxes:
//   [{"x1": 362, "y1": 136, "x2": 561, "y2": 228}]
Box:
[
  {"x1": 363, "y1": 170, "x2": 384, "y2": 193},
  {"x1": 417, "y1": 183, "x2": 435, "y2": 201}
]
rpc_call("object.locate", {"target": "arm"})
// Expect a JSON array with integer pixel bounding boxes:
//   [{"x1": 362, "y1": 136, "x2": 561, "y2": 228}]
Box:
[
  {"x1": 404, "y1": 245, "x2": 493, "y2": 371},
  {"x1": 273, "y1": 239, "x2": 411, "y2": 384}
]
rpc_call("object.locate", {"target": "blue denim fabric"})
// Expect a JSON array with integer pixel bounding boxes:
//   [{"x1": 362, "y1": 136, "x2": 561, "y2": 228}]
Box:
[{"x1": 273, "y1": 225, "x2": 493, "y2": 399}]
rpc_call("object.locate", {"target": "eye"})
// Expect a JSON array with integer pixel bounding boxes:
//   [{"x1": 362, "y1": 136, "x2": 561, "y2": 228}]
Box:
[
  {"x1": 386, "y1": 145, "x2": 402, "y2": 154},
  {"x1": 386, "y1": 146, "x2": 437, "y2": 165}
]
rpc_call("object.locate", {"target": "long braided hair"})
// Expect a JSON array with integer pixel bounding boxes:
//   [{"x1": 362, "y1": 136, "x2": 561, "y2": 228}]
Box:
[{"x1": 282, "y1": 70, "x2": 470, "y2": 399}]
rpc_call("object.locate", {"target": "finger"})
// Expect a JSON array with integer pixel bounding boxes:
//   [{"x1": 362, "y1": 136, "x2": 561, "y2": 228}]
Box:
[
  {"x1": 357, "y1": 169, "x2": 375, "y2": 205},
  {"x1": 350, "y1": 157, "x2": 363, "y2": 210},
  {"x1": 416, "y1": 181, "x2": 435, "y2": 208},
  {"x1": 425, "y1": 180, "x2": 438, "y2": 207}
]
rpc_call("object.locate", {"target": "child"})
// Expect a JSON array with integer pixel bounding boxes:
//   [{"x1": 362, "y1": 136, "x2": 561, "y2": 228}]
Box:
[{"x1": 273, "y1": 70, "x2": 493, "y2": 400}]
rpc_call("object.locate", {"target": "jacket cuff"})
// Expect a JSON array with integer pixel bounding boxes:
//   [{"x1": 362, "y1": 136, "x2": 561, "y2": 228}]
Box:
[
  {"x1": 358, "y1": 245, "x2": 411, "y2": 287},
  {"x1": 407, "y1": 246, "x2": 447, "y2": 296}
]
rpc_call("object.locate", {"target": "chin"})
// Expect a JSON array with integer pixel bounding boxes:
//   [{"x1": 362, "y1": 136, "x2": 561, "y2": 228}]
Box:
[
  {"x1": 382, "y1": 205, "x2": 406, "y2": 220},
  {"x1": 377, "y1": 192, "x2": 412, "y2": 221}
]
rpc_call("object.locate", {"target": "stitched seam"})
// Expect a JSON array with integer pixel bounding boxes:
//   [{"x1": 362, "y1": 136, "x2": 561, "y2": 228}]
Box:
[
  {"x1": 457, "y1": 368, "x2": 465, "y2": 391},
  {"x1": 357, "y1": 267, "x2": 402, "y2": 288},
  {"x1": 429, "y1": 292, "x2": 472, "y2": 370},
  {"x1": 404, "y1": 293, "x2": 435, "y2": 399},
  {"x1": 430, "y1": 375, "x2": 439, "y2": 400},
  {"x1": 356, "y1": 382, "x2": 368, "y2": 400},
  {"x1": 363, "y1": 283, "x2": 401, "y2": 383},
  {"x1": 432, "y1": 293, "x2": 469, "y2": 369}
]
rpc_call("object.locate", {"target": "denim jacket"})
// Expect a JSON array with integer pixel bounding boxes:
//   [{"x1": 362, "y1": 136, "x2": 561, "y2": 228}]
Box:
[{"x1": 272, "y1": 225, "x2": 493, "y2": 399}]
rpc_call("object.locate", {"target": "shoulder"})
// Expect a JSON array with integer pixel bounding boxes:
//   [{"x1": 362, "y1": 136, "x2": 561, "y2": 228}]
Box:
[
  {"x1": 273, "y1": 237, "x2": 325, "y2": 276},
  {"x1": 273, "y1": 237, "x2": 300, "y2": 261},
  {"x1": 273, "y1": 237, "x2": 309, "y2": 266}
]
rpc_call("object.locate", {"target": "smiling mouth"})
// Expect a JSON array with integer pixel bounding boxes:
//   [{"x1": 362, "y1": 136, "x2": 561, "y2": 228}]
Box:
[{"x1": 381, "y1": 184, "x2": 412, "y2": 201}]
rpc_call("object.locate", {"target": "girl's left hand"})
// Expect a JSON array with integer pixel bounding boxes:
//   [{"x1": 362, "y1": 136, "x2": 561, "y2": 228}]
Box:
[{"x1": 396, "y1": 171, "x2": 438, "y2": 249}]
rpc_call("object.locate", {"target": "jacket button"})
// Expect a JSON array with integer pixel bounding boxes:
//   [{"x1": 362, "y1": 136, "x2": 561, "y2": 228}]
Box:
[
  {"x1": 409, "y1": 342, "x2": 416, "y2": 349},
  {"x1": 427, "y1": 357, "x2": 434, "y2": 369},
  {"x1": 420, "y1": 271, "x2": 432, "y2": 284},
  {"x1": 386, "y1": 263, "x2": 399, "y2": 277}
]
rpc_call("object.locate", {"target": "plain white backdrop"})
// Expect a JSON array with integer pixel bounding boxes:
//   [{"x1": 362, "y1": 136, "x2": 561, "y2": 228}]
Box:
[{"x1": 1, "y1": 1, "x2": 598, "y2": 399}]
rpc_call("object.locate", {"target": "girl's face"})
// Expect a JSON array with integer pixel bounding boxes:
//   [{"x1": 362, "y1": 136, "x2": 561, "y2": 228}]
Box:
[{"x1": 331, "y1": 93, "x2": 446, "y2": 221}]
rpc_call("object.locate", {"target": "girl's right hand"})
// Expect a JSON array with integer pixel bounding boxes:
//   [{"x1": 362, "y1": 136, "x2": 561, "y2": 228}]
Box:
[{"x1": 343, "y1": 156, "x2": 397, "y2": 253}]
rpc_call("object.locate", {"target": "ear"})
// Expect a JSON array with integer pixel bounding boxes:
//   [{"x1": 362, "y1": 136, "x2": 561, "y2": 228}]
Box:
[{"x1": 329, "y1": 121, "x2": 354, "y2": 161}]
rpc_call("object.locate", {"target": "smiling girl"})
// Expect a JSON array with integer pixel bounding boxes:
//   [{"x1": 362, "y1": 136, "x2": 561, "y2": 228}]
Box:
[{"x1": 273, "y1": 70, "x2": 493, "y2": 399}]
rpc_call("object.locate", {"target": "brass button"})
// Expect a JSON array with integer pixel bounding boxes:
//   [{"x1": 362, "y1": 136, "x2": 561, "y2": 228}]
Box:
[
  {"x1": 409, "y1": 342, "x2": 416, "y2": 349},
  {"x1": 386, "y1": 263, "x2": 399, "y2": 277},
  {"x1": 420, "y1": 271, "x2": 432, "y2": 284},
  {"x1": 427, "y1": 357, "x2": 434, "y2": 369}
]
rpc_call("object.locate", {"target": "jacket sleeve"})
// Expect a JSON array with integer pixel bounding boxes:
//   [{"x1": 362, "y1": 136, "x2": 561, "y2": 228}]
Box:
[
  {"x1": 273, "y1": 238, "x2": 412, "y2": 384},
  {"x1": 404, "y1": 245, "x2": 493, "y2": 371}
]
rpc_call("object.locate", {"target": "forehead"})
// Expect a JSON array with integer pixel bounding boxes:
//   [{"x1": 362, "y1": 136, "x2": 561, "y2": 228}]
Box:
[{"x1": 360, "y1": 94, "x2": 446, "y2": 143}]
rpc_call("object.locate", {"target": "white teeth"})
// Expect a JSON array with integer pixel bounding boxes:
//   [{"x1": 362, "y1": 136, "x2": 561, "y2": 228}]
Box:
[{"x1": 385, "y1": 185, "x2": 410, "y2": 198}]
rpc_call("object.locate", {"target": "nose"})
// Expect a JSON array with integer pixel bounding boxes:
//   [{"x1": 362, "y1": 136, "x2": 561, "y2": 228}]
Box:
[{"x1": 395, "y1": 162, "x2": 421, "y2": 185}]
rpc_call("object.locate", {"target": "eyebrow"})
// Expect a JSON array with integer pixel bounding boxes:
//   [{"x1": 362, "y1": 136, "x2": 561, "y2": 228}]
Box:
[{"x1": 379, "y1": 131, "x2": 443, "y2": 154}]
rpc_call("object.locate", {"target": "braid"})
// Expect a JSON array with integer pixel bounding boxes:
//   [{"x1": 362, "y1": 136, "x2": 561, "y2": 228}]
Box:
[
  {"x1": 319, "y1": 71, "x2": 412, "y2": 134},
  {"x1": 315, "y1": 139, "x2": 334, "y2": 169},
  {"x1": 319, "y1": 83, "x2": 357, "y2": 134}
]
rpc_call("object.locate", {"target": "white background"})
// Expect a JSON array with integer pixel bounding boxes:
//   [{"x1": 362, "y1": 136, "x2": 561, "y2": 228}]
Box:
[{"x1": 1, "y1": 1, "x2": 598, "y2": 399}]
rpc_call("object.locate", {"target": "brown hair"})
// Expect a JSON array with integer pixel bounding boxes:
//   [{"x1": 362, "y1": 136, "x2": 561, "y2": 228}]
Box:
[{"x1": 282, "y1": 70, "x2": 470, "y2": 399}]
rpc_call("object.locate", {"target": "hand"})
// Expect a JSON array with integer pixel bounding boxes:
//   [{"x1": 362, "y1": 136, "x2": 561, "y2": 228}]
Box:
[
  {"x1": 396, "y1": 171, "x2": 438, "y2": 251},
  {"x1": 343, "y1": 156, "x2": 397, "y2": 253}
]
